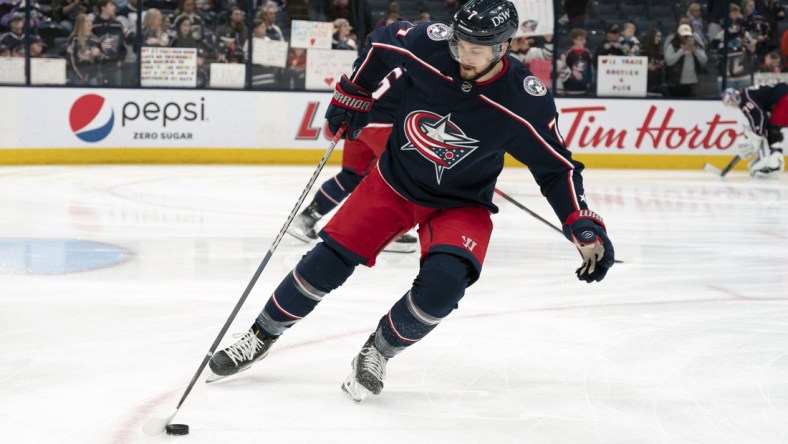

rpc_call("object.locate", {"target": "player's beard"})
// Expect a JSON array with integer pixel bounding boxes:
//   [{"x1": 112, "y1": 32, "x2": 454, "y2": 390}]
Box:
[{"x1": 458, "y1": 64, "x2": 483, "y2": 80}]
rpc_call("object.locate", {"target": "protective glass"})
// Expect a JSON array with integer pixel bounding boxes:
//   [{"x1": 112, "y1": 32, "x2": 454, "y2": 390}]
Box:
[{"x1": 448, "y1": 37, "x2": 504, "y2": 67}]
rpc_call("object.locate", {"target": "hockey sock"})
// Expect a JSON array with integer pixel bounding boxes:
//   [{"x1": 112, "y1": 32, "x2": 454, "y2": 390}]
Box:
[
  {"x1": 313, "y1": 168, "x2": 364, "y2": 215},
  {"x1": 375, "y1": 253, "x2": 472, "y2": 358},
  {"x1": 256, "y1": 243, "x2": 359, "y2": 337}
]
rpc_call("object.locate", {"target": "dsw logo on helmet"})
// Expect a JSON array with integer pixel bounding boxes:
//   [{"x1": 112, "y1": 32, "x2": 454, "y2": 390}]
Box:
[{"x1": 452, "y1": 0, "x2": 518, "y2": 45}]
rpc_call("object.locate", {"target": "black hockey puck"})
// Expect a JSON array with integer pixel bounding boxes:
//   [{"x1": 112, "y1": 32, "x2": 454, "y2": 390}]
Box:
[{"x1": 165, "y1": 424, "x2": 189, "y2": 435}]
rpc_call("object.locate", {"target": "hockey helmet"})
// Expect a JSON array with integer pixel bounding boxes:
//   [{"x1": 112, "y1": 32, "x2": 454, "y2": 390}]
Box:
[
  {"x1": 449, "y1": 0, "x2": 518, "y2": 65},
  {"x1": 722, "y1": 87, "x2": 741, "y2": 107}
]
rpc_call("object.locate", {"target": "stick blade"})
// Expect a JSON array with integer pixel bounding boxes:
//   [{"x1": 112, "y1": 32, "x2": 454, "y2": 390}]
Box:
[
  {"x1": 143, "y1": 409, "x2": 178, "y2": 436},
  {"x1": 703, "y1": 162, "x2": 724, "y2": 176}
]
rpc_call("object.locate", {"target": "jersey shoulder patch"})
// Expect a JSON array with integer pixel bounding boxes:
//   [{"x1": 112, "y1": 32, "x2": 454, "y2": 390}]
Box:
[
  {"x1": 523, "y1": 75, "x2": 547, "y2": 96},
  {"x1": 426, "y1": 23, "x2": 451, "y2": 41}
]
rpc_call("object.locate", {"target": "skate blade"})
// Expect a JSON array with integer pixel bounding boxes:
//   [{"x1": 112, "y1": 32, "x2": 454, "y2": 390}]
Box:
[
  {"x1": 285, "y1": 228, "x2": 317, "y2": 244},
  {"x1": 341, "y1": 375, "x2": 372, "y2": 403},
  {"x1": 205, "y1": 365, "x2": 250, "y2": 384}
]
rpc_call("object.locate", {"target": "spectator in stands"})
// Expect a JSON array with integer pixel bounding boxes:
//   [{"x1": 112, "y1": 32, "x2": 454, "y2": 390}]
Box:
[
  {"x1": 665, "y1": 24, "x2": 708, "y2": 96},
  {"x1": 711, "y1": 3, "x2": 755, "y2": 91},
  {"x1": 754, "y1": 0, "x2": 785, "y2": 51},
  {"x1": 687, "y1": 3, "x2": 707, "y2": 46},
  {"x1": 216, "y1": 6, "x2": 246, "y2": 61},
  {"x1": 1, "y1": 1, "x2": 45, "y2": 30},
  {"x1": 55, "y1": 0, "x2": 88, "y2": 33},
  {"x1": 0, "y1": 43, "x2": 9, "y2": 57},
  {"x1": 242, "y1": 19, "x2": 268, "y2": 62},
  {"x1": 332, "y1": 17, "x2": 356, "y2": 50},
  {"x1": 560, "y1": 28, "x2": 594, "y2": 96},
  {"x1": 66, "y1": 13, "x2": 101, "y2": 85},
  {"x1": 92, "y1": 0, "x2": 126, "y2": 86},
  {"x1": 326, "y1": 0, "x2": 371, "y2": 45},
  {"x1": 619, "y1": 22, "x2": 641, "y2": 56},
  {"x1": 641, "y1": 27, "x2": 667, "y2": 96},
  {"x1": 510, "y1": 35, "x2": 553, "y2": 68},
  {"x1": 174, "y1": 0, "x2": 205, "y2": 36},
  {"x1": 758, "y1": 49, "x2": 786, "y2": 72},
  {"x1": 14, "y1": 33, "x2": 45, "y2": 57},
  {"x1": 0, "y1": 12, "x2": 24, "y2": 53},
  {"x1": 373, "y1": 1, "x2": 402, "y2": 30},
  {"x1": 171, "y1": 14, "x2": 199, "y2": 48},
  {"x1": 593, "y1": 23, "x2": 625, "y2": 69},
  {"x1": 706, "y1": 0, "x2": 725, "y2": 43},
  {"x1": 413, "y1": 12, "x2": 430, "y2": 25},
  {"x1": 141, "y1": 8, "x2": 170, "y2": 47},
  {"x1": 195, "y1": 0, "x2": 216, "y2": 27},
  {"x1": 284, "y1": 46, "x2": 306, "y2": 89},
  {"x1": 257, "y1": 2, "x2": 284, "y2": 41},
  {"x1": 743, "y1": 0, "x2": 771, "y2": 62}
]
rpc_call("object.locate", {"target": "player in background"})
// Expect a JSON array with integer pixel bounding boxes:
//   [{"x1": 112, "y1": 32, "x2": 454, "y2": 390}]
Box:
[
  {"x1": 287, "y1": 72, "x2": 417, "y2": 253},
  {"x1": 207, "y1": 0, "x2": 615, "y2": 402},
  {"x1": 723, "y1": 84, "x2": 787, "y2": 178}
]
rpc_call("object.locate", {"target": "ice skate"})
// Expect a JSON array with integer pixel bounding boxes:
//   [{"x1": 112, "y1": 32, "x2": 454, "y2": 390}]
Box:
[
  {"x1": 206, "y1": 326, "x2": 277, "y2": 383},
  {"x1": 286, "y1": 202, "x2": 321, "y2": 243},
  {"x1": 383, "y1": 233, "x2": 417, "y2": 253},
  {"x1": 341, "y1": 334, "x2": 388, "y2": 402}
]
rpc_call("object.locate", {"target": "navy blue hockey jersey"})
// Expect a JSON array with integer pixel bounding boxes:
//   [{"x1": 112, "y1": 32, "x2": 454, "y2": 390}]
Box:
[
  {"x1": 739, "y1": 83, "x2": 788, "y2": 135},
  {"x1": 349, "y1": 21, "x2": 587, "y2": 223}
]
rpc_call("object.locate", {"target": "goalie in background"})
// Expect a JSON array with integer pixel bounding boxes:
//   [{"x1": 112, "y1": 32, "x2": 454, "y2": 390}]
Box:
[{"x1": 722, "y1": 84, "x2": 787, "y2": 178}]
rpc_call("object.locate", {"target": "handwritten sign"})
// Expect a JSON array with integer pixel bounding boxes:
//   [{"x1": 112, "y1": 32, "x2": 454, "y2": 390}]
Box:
[
  {"x1": 290, "y1": 20, "x2": 334, "y2": 49},
  {"x1": 596, "y1": 56, "x2": 647, "y2": 97},
  {"x1": 252, "y1": 39, "x2": 289, "y2": 68},
  {"x1": 0, "y1": 58, "x2": 65, "y2": 84},
  {"x1": 305, "y1": 49, "x2": 358, "y2": 90},
  {"x1": 0, "y1": 58, "x2": 25, "y2": 84},
  {"x1": 140, "y1": 46, "x2": 197, "y2": 88},
  {"x1": 210, "y1": 63, "x2": 245, "y2": 88}
]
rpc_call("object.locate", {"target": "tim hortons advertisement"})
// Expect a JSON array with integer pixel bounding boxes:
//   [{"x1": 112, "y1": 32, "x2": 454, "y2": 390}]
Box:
[{"x1": 287, "y1": 94, "x2": 747, "y2": 155}]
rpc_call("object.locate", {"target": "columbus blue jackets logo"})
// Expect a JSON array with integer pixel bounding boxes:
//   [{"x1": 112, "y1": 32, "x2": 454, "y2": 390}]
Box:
[
  {"x1": 523, "y1": 76, "x2": 547, "y2": 96},
  {"x1": 401, "y1": 111, "x2": 479, "y2": 184},
  {"x1": 426, "y1": 23, "x2": 451, "y2": 41},
  {"x1": 69, "y1": 94, "x2": 115, "y2": 142}
]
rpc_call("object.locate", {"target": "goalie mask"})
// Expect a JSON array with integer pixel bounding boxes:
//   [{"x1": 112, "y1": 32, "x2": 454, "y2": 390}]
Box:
[
  {"x1": 449, "y1": 0, "x2": 518, "y2": 69},
  {"x1": 722, "y1": 87, "x2": 741, "y2": 107}
]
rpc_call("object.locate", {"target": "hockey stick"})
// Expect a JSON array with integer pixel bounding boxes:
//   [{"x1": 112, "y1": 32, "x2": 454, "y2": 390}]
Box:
[
  {"x1": 493, "y1": 188, "x2": 624, "y2": 264},
  {"x1": 143, "y1": 128, "x2": 345, "y2": 436},
  {"x1": 703, "y1": 155, "x2": 741, "y2": 177}
]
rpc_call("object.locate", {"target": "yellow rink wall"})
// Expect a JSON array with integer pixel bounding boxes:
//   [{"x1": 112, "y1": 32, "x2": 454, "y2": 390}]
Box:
[{"x1": 0, "y1": 87, "x2": 750, "y2": 170}]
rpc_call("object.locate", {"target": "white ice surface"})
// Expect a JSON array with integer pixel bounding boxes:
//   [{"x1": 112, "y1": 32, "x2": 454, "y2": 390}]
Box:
[{"x1": 1, "y1": 165, "x2": 787, "y2": 444}]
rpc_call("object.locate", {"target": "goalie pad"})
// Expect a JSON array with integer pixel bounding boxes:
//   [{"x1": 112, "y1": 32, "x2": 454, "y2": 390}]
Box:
[
  {"x1": 738, "y1": 128, "x2": 766, "y2": 160},
  {"x1": 749, "y1": 149, "x2": 785, "y2": 179}
]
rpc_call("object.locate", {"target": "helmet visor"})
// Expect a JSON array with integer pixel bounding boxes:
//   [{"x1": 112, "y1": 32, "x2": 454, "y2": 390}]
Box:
[{"x1": 448, "y1": 36, "x2": 505, "y2": 67}]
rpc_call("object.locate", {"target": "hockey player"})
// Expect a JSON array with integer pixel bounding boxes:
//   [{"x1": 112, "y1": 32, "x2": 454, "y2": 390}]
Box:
[
  {"x1": 207, "y1": 0, "x2": 615, "y2": 402},
  {"x1": 722, "y1": 84, "x2": 787, "y2": 178},
  {"x1": 286, "y1": 74, "x2": 418, "y2": 253}
]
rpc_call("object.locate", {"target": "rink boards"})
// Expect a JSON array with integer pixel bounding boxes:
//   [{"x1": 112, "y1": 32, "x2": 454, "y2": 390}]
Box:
[{"x1": 0, "y1": 86, "x2": 749, "y2": 169}]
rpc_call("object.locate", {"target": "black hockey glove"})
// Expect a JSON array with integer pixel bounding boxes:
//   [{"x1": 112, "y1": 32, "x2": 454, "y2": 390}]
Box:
[
  {"x1": 325, "y1": 75, "x2": 373, "y2": 141},
  {"x1": 562, "y1": 210, "x2": 615, "y2": 283}
]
